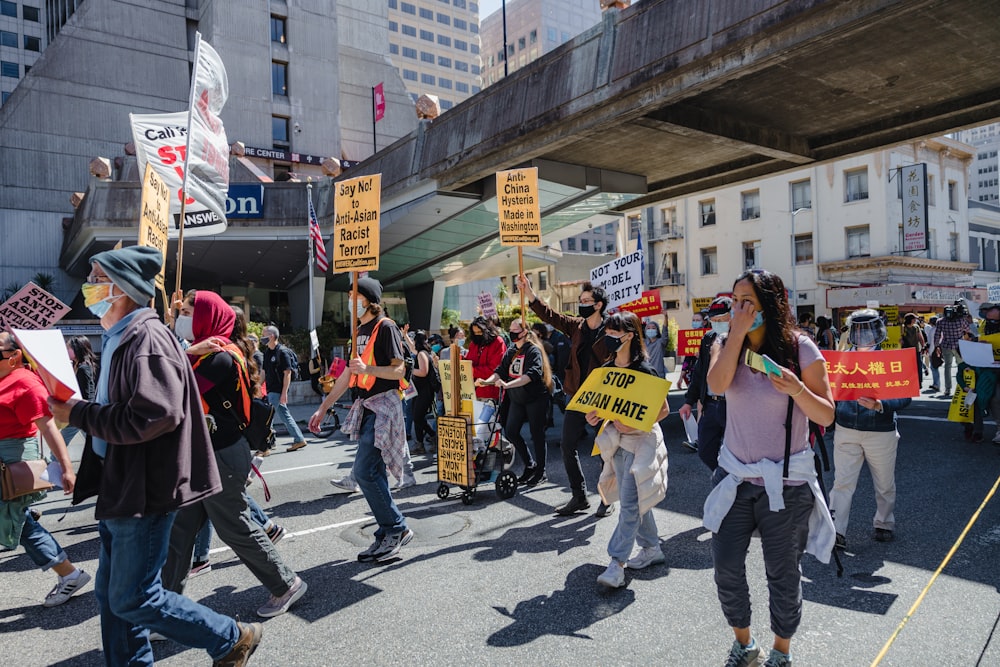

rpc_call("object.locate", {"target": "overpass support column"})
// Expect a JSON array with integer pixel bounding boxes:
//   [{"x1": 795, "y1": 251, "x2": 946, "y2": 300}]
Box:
[{"x1": 405, "y1": 280, "x2": 446, "y2": 332}]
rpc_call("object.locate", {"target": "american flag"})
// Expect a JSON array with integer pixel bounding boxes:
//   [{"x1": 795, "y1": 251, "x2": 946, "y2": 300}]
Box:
[{"x1": 309, "y1": 197, "x2": 329, "y2": 273}]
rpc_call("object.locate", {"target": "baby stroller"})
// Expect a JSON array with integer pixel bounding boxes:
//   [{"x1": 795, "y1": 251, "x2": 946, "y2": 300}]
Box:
[{"x1": 436, "y1": 397, "x2": 518, "y2": 505}]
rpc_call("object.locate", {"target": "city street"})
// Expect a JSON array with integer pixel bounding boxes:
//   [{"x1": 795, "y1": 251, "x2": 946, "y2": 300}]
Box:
[{"x1": 2, "y1": 380, "x2": 999, "y2": 666}]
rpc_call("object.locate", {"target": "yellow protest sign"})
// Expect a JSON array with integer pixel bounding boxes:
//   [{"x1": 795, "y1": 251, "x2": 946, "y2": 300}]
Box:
[
  {"x1": 566, "y1": 367, "x2": 672, "y2": 432},
  {"x1": 496, "y1": 167, "x2": 541, "y2": 246},
  {"x1": 440, "y1": 359, "x2": 474, "y2": 417},
  {"x1": 437, "y1": 416, "x2": 474, "y2": 487},
  {"x1": 882, "y1": 325, "x2": 901, "y2": 350},
  {"x1": 333, "y1": 174, "x2": 381, "y2": 272},
  {"x1": 947, "y1": 368, "x2": 975, "y2": 423},
  {"x1": 881, "y1": 305, "x2": 900, "y2": 325},
  {"x1": 139, "y1": 163, "x2": 170, "y2": 288},
  {"x1": 980, "y1": 333, "x2": 1000, "y2": 360},
  {"x1": 692, "y1": 297, "x2": 713, "y2": 313}
]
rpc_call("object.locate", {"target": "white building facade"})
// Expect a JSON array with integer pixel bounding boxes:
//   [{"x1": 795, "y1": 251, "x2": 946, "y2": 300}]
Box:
[{"x1": 631, "y1": 137, "x2": 980, "y2": 327}]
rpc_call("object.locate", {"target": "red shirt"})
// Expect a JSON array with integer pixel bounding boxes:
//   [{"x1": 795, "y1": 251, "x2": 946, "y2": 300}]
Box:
[{"x1": 0, "y1": 367, "x2": 50, "y2": 438}]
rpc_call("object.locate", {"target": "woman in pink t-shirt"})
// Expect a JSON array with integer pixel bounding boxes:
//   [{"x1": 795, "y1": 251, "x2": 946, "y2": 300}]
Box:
[{"x1": 705, "y1": 270, "x2": 835, "y2": 667}]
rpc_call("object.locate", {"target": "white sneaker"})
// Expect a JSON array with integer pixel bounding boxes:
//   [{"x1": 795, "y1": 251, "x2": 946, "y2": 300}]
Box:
[
  {"x1": 148, "y1": 632, "x2": 167, "y2": 642},
  {"x1": 626, "y1": 546, "x2": 665, "y2": 570},
  {"x1": 42, "y1": 569, "x2": 92, "y2": 607},
  {"x1": 596, "y1": 560, "x2": 625, "y2": 588},
  {"x1": 393, "y1": 472, "x2": 417, "y2": 489},
  {"x1": 329, "y1": 474, "x2": 359, "y2": 493}
]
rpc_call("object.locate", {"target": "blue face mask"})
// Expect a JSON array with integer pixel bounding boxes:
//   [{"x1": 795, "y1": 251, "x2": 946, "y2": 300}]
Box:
[
  {"x1": 749, "y1": 310, "x2": 765, "y2": 332},
  {"x1": 87, "y1": 299, "x2": 114, "y2": 318},
  {"x1": 710, "y1": 320, "x2": 730, "y2": 335},
  {"x1": 431, "y1": 344, "x2": 442, "y2": 354}
]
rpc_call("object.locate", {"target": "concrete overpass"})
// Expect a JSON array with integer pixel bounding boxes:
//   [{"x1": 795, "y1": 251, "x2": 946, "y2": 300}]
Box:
[{"x1": 64, "y1": 0, "x2": 1000, "y2": 321}]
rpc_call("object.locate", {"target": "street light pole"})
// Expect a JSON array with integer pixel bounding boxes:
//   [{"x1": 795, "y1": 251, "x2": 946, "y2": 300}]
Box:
[{"x1": 790, "y1": 207, "x2": 810, "y2": 316}]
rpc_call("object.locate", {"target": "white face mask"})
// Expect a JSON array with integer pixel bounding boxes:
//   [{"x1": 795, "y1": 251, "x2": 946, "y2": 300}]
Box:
[
  {"x1": 174, "y1": 315, "x2": 194, "y2": 342},
  {"x1": 645, "y1": 328, "x2": 657, "y2": 339},
  {"x1": 354, "y1": 300, "x2": 367, "y2": 319}
]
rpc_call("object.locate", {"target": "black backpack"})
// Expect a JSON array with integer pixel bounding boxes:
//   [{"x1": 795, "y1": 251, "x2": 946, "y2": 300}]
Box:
[{"x1": 280, "y1": 345, "x2": 300, "y2": 382}]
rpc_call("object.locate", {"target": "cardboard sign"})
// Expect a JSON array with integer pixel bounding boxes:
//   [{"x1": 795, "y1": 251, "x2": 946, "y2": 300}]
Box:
[
  {"x1": 988, "y1": 283, "x2": 1000, "y2": 303},
  {"x1": 11, "y1": 328, "x2": 82, "y2": 402},
  {"x1": 496, "y1": 167, "x2": 541, "y2": 246},
  {"x1": 0, "y1": 282, "x2": 71, "y2": 330},
  {"x1": 478, "y1": 291, "x2": 498, "y2": 319},
  {"x1": 437, "y1": 415, "x2": 474, "y2": 487},
  {"x1": 590, "y1": 250, "x2": 644, "y2": 308},
  {"x1": 678, "y1": 328, "x2": 706, "y2": 356},
  {"x1": 333, "y1": 174, "x2": 381, "y2": 272},
  {"x1": 566, "y1": 367, "x2": 671, "y2": 432},
  {"x1": 618, "y1": 290, "x2": 663, "y2": 319},
  {"x1": 692, "y1": 297, "x2": 714, "y2": 313},
  {"x1": 439, "y1": 359, "x2": 475, "y2": 417},
  {"x1": 821, "y1": 350, "x2": 920, "y2": 400},
  {"x1": 138, "y1": 163, "x2": 170, "y2": 288}
]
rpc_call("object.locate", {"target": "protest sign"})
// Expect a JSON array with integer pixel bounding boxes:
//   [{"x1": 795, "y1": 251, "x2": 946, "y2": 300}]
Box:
[
  {"x1": 566, "y1": 367, "x2": 671, "y2": 432},
  {"x1": 333, "y1": 174, "x2": 381, "y2": 272},
  {"x1": 0, "y1": 283, "x2": 70, "y2": 330},
  {"x1": 989, "y1": 283, "x2": 1000, "y2": 303},
  {"x1": 881, "y1": 325, "x2": 901, "y2": 350},
  {"x1": 959, "y1": 339, "x2": 1000, "y2": 367},
  {"x1": 437, "y1": 416, "x2": 474, "y2": 487},
  {"x1": 618, "y1": 290, "x2": 663, "y2": 319},
  {"x1": 496, "y1": 167, "x2": 541, "y2": 246},
  {"x1": 440, "y1": 359, "x2": 474, "y2": 417},
  {"x1": 692, "y1": 297, "x2": 713, "y2": 313},
  {"x1": 880, "y1": 305, "x2": 900, "y2": 325},
  {"x1": 948, "y1": 368, "x2": 975, "y2": 423},
  {"x1": 821, "y1": 349, "x2": 920, "y2": 401},
  {"x1": 11, "y1": 329, "x2": 81, "y2": 402},
  {"x1": 478, "y1": 291, "x2": 498, "y2": 319},
  {"x1": 678, "y1": 328, "x2": 706, "y2": 356},
  {"x1": 138, "y1": 163, "x2": 170, "y2": 288},
  {"x1": 590, "y1": 250, "x2": 644, "y2": 308}
]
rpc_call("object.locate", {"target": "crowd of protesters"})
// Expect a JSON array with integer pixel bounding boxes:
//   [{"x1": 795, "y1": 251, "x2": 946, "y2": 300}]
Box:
[{"x1": 5, "y1": 247, "x2": 983, "y2": 667}]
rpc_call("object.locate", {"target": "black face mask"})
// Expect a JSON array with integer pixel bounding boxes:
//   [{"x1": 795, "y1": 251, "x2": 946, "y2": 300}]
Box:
[
  {"x1": 470, "y1": 334, "x2": 486, "y2": 346},
  {"x1": 578, "y1": 303, "x2": 596, "y2": 318},
  {"x1": 604, "y1": 334, "x2": 626, "y2": 353},
  {"x1": 985, "y1": 319, "x2": 1000, "y2": 336}
]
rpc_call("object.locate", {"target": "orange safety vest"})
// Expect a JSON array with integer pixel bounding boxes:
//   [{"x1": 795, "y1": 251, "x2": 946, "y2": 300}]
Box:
[
  {"x1": 349, "y1": 318, "x2": 408, "y2": 392},
  {"x1": 191, "y1": 343, "x2": 252, "y2": 424}
]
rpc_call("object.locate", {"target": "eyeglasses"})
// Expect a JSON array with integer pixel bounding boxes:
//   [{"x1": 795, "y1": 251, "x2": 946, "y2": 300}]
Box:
[
  {"x1": 0, "y1": 348, "x2": 17, "y2": 358},
  {"x1": 87, "y1": 272, "x2": 113, "y2": 284}
]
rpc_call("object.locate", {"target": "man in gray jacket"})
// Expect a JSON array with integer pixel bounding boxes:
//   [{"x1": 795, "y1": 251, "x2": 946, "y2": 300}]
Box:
[{"x1": 49, "y1": 246, "x2": 262, "y2": 667}]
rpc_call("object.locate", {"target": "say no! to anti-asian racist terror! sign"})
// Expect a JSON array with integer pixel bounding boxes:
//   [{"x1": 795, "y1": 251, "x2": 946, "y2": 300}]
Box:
[{"x1": 333, "y1": 174, "x2": 381, "y2": 272}]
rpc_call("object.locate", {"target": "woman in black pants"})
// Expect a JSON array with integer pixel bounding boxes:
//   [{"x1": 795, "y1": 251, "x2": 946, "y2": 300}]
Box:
[
  {"x1": 410, "y1": 330, "x2": 438, "y2": 454},
  {"x1": 476, "y1": 319, "x2": 552, "y2": 486}
]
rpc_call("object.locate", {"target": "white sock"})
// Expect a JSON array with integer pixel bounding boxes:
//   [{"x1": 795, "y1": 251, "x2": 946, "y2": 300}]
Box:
[{"x1": 59, "y1": 569, "x2": 80, "y2": 583}]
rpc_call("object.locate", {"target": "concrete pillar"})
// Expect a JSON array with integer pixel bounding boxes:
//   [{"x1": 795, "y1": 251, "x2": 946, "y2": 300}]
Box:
[{"x1": 404, "y1": 280, "x2": 446, "y2": 331}]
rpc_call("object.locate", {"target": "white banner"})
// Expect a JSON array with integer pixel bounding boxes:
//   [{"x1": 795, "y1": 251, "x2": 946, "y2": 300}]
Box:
[
  {"x1": 129, "y1": 34, "x2": 229, "y2": 238},
  {"x1": 589, "y1": 250, "x2": 644, "y2": 308}
]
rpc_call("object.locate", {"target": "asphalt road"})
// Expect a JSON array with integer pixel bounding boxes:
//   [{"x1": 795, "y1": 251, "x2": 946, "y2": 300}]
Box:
[{"x1": 2, "y1": 384, "x2": 999, "y2": 666}]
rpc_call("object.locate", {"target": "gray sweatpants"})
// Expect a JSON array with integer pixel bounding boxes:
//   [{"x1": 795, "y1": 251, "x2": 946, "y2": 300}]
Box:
[
  {"x1": 162, "y1": 439, "x2": 296, "y2": 598},
  {"x1": 711, "y1": 476, "x2": 814, "y2": 639}
]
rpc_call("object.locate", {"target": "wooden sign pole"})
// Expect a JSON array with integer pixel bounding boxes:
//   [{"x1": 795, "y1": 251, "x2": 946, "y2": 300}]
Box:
[
  {"x1": 518, "y1": 246, "x2": 526, "y2": 322},
  {"x1": 351, "y1": 271, "x2": 359, "y2": 358}
]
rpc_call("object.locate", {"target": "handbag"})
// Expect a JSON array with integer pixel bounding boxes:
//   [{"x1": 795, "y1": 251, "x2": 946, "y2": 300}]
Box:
[
  {"x1": 1, "y1": 458, "x2": 53, "y2": 501},
  {"x1": 931, "y1": 347, "x2": 944, "y2": 369}
]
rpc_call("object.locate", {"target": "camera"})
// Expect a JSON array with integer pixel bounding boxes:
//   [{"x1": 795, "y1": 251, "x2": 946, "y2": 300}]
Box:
[{"x1": 944, "y1": 299, "x2": 968, "y2": 321}]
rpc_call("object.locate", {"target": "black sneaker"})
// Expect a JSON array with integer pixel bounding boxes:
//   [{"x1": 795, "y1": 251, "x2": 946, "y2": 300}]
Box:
[
  {"x1": 555, "y1": 495, "x2": 590, "y2": 516},
  {"x1": 516, "y1": 467, "x2": 537, "y2": 484},
  {"x1": 595, "y1": 502, "x2": 616, "y2": 518},
  {"x1": 873, "y1": 528, "x2": 894, "y2": 542},
  {"x1": 835, "y1": 533, "x2": 847, "y2": 551},
  {"x1": 357, "y1": 536, "x2": 384, "y2": 562},
  {"x1": 524, "y1": 468, "x2": 547, "y2": 487}
]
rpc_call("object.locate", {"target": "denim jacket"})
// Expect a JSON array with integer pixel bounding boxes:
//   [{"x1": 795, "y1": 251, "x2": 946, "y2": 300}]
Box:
[{"x1": 835, "y1": 397, "x2": 910, "y2": 432}]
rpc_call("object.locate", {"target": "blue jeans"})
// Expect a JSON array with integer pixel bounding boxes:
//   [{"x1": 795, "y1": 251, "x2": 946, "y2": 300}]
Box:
[
  {"x1": 193, "y1": 520, "x2": 213, "y2": 562},
  {"x1": 96, "y1": 514, "x2": 239, "y2": 665},
  {"x1": 268, "y1": 391, "x2": 305, "y2": 443},
  {"x1": 19, "y1": 508, "x2": 68, "y2": 570},
  {"x1": 930, "y1": 357, "x2": 940, "y2": 388},
  {"x1": 352, "y1": 409, "x2": 407, "y2": 540},
  {"x1": 607, "y1": 448, "x2": 659, "y2": 563},
  {"x1": 402, "y1": 398, "x2": 414, "y2": 440}
]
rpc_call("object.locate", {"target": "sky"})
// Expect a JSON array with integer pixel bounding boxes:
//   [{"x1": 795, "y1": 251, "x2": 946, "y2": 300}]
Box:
[{"x1": 479, "y1": 0, "x2": 503, "y2": 21}]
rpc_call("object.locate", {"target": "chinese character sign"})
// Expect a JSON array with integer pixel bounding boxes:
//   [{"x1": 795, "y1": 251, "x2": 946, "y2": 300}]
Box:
[
  {"x1": 901, "y1": 163, "x2": 928, "y2": 252},
  {"x1": 821, "y1": 349, "x2": 920, "y2": 400}
]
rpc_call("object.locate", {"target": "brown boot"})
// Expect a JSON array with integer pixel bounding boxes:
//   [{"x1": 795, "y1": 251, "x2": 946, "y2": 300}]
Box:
[{"x1": 212, "y1": 622, "x2": 263, "y2": 667}]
